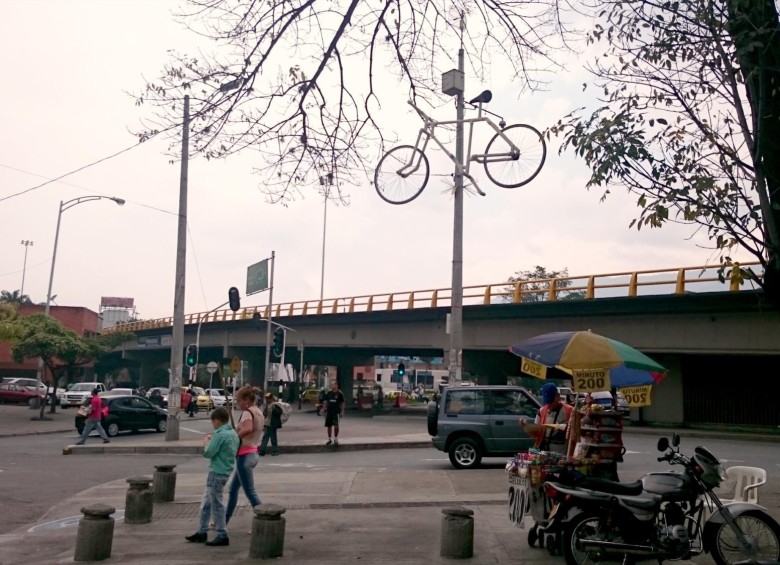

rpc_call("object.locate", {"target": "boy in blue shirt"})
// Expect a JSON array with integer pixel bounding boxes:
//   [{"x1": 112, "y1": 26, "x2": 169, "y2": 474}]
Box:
[{"x1": 185, "y1": 407, "x2": 239, "y2": 546}]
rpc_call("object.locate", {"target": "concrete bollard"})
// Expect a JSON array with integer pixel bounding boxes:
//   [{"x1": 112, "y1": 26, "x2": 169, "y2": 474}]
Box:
[
  {"x1": 125, "y1": 476, "x2": 154, "y2": 524},
  {"x1": 74, "y1": 504, "x2": 115, "y2": 562},
  {"x1": 440, "y1": 506, "x2": 474, "y2": 559},
  {"x1": 153, "y1": 464, "x2": 177, "y2": 502},
  {"x1": 249, "y1": 504, "x2": 286, "y2": 559}
]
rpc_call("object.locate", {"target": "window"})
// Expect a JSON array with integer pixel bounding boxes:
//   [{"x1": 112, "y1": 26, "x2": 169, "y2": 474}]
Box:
[
  {"x1": 489, "y1": 390, "x2": 532, "y2": 415},
  {"x1": 444, "y1": 390, "x2": 487, "y2": 415}
]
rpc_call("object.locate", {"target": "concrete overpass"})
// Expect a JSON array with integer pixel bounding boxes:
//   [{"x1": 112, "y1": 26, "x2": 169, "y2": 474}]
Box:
[{"x1": 104, "y1": 264, "x2": 779, "y2": 428}]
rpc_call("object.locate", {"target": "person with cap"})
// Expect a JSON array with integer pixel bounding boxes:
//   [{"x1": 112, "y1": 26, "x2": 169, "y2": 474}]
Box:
[
  {"x1": 258, "y1": 392, "x2": 282, "y2": 456},
  {"x1": 74, "y1": 387, "x2": 110, "y2": 445},
  {"x1": 520, "y1": 383, "x2": 573, "y2": 453}
]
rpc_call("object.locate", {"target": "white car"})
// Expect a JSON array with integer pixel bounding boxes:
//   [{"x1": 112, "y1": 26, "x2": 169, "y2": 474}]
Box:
[{"x1": 204, "y1": 389, "x2": 228, "y2": 407}]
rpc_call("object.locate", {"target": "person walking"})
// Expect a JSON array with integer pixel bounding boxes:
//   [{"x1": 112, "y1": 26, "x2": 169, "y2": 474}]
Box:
[
  {"x1": 75, "y1": 388, "x2": 110, "y2": 445},
  {"x1": 323, "y1": 379, "x2": 345, "y2": 446},
  {"x1": 258, "y1": 392, "x2": 282, "y2": 456},
  {"x1": 186, "y1": 385, "x2": 197, "y2": 417},
  {"x1": 185, "y1": 407, "x2": 239, "y2": 546},
  {"x1": 225, "y1": 386, "x2": 264, "y2": 523}
]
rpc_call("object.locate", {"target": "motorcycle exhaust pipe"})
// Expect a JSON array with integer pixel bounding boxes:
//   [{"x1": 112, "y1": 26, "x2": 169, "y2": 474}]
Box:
[{"x1": 580, "y1": 539, "x2": 657, "y2": 555}]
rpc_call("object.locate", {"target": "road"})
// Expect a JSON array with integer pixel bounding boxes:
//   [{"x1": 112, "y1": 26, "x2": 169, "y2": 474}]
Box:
[{"x1": 2, "y1": 421, "x2": 779, "y2": 535}]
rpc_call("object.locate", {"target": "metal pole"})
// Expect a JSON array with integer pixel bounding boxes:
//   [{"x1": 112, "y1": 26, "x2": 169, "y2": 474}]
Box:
[
  {"x1": 448, "y1": 44, "x2": 465, "y2": 385},
  {"x1": 320, "y1": 192, "x2": 327, "y2": 301},
  {"x1": 263, "y1": 251, "x2": 275, "y2": 391},
  {"x1": 298, "y1": 341, "x2": 304, "y2": 409},
  {"x1": 20, "y1": 240, "x2": 33, "y2": 298},
  {"x1": 167, "y1": 94, "x2": 189, "y2": 441}
]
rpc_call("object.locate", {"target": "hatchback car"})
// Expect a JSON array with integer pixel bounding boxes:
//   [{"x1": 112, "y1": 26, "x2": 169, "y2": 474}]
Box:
[
  {"x1": 0, "y1": 383, "x2": 44, "y2": 406},
  {"x1": 75, "y1": 394, "x2": 167, "y2": 437},
  {"x1": 428, "y1": 385, "x2": 541, "y2": 469}
]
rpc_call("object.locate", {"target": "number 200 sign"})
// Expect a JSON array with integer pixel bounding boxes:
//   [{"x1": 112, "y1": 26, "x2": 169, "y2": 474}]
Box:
[
  {"x1": 572, "y1": 369, "x2": 612, "y2": 393},
  {"x1": 520, "y1": 357, "x2": 547, "y2": 380}
]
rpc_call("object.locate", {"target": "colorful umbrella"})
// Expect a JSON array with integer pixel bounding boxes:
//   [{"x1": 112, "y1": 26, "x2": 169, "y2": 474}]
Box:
[{"x1": 508, "y1": 331, "x2": 667, "y2": 389}]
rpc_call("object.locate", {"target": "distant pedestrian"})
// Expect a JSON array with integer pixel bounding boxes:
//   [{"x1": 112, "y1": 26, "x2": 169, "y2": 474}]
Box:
[
  {"x1": 185, "y1": 407, "x2": 239, "y2": 547},
  {"x1": 186, "y1": 386, "x2": 197, "y2": 417},
  {"x1": 259, "y1": 393, "x2": 282, "y2": 456},
  {"x1": 376, "y1": 385, "x2": 384, "y2": 409},
  {"x1": 75, "y1": 388, "x2": 110, "y2": 445},
  {"x1": 226, "y1": 386, "x2": 264, "y2": 524},
  {"x1": 324, "y1": 379, "x2": 345, "y2": 446}
]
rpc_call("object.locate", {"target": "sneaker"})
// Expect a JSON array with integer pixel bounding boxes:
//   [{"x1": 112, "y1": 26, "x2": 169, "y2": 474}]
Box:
[
  {"x1": 74, "y1": 441, "x2": 85, "y2": 446},
  {"x1": 205, "y1": 536, "x2": 229, "y2": 546},
  {"x1": 326, "y1": 439, "x2": 332, "y2": 446},
  {"x1": 271, "y1": 452, "x2": 279, "y2": 456},
  {"x1": 258, "y1": 451, "x2": 266, "y2": 456},
  {"x1": 334, "y1": 438, "x2": 339, "y2": 446},
  {"x1": 185, "y1": 532, "x2": 207, "y2": 543},
  {"x1": 103, "y1": 439, "x2": 110, "y2": 444}
]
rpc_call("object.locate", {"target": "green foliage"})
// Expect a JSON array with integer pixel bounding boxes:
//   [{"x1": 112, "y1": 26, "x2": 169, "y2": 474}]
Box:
[
  {"x1": 502, "y1": 266, "x2": 585, "y2": 303},
  {"x1": 547, "y1": 0, "x2": 780, "y2": 290},
  {"x1": 0, "y1": 290, "x2": 33, "y2": 304}
]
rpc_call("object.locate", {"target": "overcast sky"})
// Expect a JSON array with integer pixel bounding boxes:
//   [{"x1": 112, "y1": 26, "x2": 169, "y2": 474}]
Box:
[{"x1": 0, "y1": 1, "x2": 744, "y2": 321}]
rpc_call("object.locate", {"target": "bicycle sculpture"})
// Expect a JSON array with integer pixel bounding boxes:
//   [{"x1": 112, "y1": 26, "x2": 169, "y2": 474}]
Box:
[{"x1": 374, "y1": 90, "x2": 547, "y2": 205}]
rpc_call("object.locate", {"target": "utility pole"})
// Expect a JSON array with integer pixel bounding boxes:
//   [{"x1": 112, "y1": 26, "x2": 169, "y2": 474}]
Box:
[
  {"x1": 448, "y1": 18, "x2": 466, "y2": 385},
  {"x1": 20, "y1": 240, "x2": 33, "y2": 298},
  {"x1": 167, "y1": 94, "x2": 189, "y2": 441}
]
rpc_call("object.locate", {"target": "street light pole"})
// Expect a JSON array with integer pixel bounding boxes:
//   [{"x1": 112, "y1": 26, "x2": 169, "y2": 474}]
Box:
[
  {"x1": 35, "y1": 195, "x2": 125, "y2": 415},
  {"x1": 20, "y1": 240, "x2": 33, "y2": 298},
  {"x1": 319, "y1": 173, "x2": 333, "y2": 301}
]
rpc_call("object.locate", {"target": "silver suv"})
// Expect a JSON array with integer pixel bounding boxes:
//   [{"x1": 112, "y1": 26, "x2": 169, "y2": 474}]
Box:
[{"x1": 427, "y1": 385, "x2": 541, "y2": 469}]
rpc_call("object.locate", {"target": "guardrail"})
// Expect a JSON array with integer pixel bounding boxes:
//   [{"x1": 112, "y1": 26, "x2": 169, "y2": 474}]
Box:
[{"x1": 106, "y1": 262, "x2": 762, "y2": 334}]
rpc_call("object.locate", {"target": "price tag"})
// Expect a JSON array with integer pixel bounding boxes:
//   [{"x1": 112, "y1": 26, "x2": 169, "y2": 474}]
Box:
[
  {"x1": 572, "y1": 369, "x2": 611, "y2": 392},
  {"x1": 620, "y1": 385, "x2": 652, "y2": 407},
  {"x1": 520, "y1": 357, "x2": 547, "y2": 380},
  {"x1": 507, "y1": 474, "x2": 531, "y2": 526}
]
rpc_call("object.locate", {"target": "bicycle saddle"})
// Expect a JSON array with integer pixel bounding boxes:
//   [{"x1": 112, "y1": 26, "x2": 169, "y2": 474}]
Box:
[{"x1": 468, "y1": 90, "x2": 492, "y2": 104}]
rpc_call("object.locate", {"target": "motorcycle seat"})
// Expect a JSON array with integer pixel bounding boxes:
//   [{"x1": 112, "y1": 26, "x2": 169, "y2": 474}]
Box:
[{"x1": 581, "y1": 478, "x2": 644, "y2": 496}]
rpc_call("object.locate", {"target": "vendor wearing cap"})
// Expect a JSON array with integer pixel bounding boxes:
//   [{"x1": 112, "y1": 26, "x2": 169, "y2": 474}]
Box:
[{"x1": 520, "y1": 383, "x2": 573, "y2": 453}]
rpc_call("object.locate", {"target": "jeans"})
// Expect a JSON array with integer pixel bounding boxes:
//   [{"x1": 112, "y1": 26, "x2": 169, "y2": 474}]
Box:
[
  {"x1": 225, "y1": 452, "x2": 261, "y2": 522},
  {"x1": 197, "y1": 472, "x2": 230, "y2": 538},
  {"x1": 259, "y1": 427, "x2": 278, "y2": 454},
  {"x1": 77, "y1": 418, "x2": 109, "y2": 443}
]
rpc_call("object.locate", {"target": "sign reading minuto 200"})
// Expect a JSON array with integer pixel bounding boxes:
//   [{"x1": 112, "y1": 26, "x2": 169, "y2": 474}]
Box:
[{"x1": 572, "y1": 368, "x2": 612, "y2": 392}]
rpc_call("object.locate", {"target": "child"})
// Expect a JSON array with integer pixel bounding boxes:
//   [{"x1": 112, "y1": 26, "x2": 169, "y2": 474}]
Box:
[{"x1": 185, "y1": 407, "x2": 239, "y2": 546}]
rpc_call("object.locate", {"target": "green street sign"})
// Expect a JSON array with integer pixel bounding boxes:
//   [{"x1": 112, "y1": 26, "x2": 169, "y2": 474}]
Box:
[{"x1": 246, "y1": 259, "x2": 269, "y2": 295}]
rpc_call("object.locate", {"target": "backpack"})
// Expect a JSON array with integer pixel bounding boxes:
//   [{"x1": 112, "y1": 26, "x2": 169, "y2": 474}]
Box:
[{"x1": 277, "y1": 401, "x2": 293, "y2": 424}]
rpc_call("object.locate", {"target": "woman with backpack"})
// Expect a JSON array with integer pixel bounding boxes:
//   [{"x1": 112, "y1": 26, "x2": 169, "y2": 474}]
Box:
[
  {"x1": 258, "y1": 392, "x2": 283, "y2": 456},
  {"x1": 225, "y1": 386, "x2": 264, "y2": 524}
]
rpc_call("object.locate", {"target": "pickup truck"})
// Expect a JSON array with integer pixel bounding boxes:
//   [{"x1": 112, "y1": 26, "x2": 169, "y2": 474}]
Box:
[{"x1": 62, "y1": 382, "x2": 106, "y2": 408}]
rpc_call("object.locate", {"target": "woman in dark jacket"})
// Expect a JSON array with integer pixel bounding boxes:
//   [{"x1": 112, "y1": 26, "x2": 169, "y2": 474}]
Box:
[{"x1": 258, "y1": 393, "x2": 282, "y2": 456}]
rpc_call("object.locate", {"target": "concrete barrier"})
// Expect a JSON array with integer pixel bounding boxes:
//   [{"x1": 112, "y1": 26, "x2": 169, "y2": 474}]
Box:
[
  {"x1": 250, "y1": 504, "x2": 286, "y2": 559},
  {"x1": 440, "y1": 506, "x2": 474, "y2": 559},
  {"x1": 74, "y1": 504, "x2": 115, "y2": 561},
  {"x1": 125, "y1": 476, "x2": 153, "y2": 524},
  {"x1": 153, "y1": 464, "x2": 177, "y2": 502}
]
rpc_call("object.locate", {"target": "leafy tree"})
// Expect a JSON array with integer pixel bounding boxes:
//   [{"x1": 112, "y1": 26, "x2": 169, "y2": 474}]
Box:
[
  {"x1": 7, "y1": 314, "x2": 133, "y2": 417},
  {"x1": 0, "y1": 290, "x2": 33, "y2": 305},
  {"x1": 547, "y1": 0, "x2": 780, "y2": 302},
  {"x1": 502, "y1": 266, "x2": 585, "y2": 303},
  {"x1": 134, "y1": 0, "x2": 574, "y2": 203}
]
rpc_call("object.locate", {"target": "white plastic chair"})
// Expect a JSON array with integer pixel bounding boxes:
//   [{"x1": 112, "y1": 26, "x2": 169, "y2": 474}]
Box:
[{"x1": 719, "y1": 466, "x2": 767, "y2": 505}]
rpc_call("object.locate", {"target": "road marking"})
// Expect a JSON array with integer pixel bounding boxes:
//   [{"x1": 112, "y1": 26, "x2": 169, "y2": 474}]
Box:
[
  {"x1": 29, "y1": 510, "x2": 126, "y2": 532},
  {"x1": 181, "y1": 427, "x2": 207, "y2": 434}
]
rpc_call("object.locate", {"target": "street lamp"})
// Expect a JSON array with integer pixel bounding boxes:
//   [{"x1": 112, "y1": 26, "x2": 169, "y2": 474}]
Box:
[
  {"x1": 319, "y1": 173, "x2": 333, "y2": 301},
  {"x1": 36, "y1": 196, "x2": 125, "y2": 390},
  {"x1": 20, "y1": 240, "x2": 33, "y2": 299}
]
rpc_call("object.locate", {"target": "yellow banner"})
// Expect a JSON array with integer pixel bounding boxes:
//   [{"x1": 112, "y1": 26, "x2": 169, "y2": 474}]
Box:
[
  {"x1": 620, "y1": 385, "x2": 653, "y2": 407},
  {"x1": 572, "y1": 369, "x2": 612, "y2": 392},
  {"x1": 520, "y1": 357, "x2": 547, "y2": 380}
]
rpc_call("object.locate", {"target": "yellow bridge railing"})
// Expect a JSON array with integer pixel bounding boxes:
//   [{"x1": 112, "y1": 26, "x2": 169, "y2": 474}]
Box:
[{"x1": 107, "y1": 262, "x2": 762, "y2": 334}]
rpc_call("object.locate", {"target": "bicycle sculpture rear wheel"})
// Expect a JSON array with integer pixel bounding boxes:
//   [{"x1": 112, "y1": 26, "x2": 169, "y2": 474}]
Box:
[
  {"x1": 483, "y1": 124, "x2": 546, "y2": 188},
  {"x1": 374, "y1": 145, "x2": 430, "y2": 204}
]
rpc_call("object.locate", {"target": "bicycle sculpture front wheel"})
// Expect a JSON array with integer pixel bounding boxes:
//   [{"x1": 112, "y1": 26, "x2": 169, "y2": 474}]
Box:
[
  {"x1": 483, "y1": 124, "x2": 546, "y2": 188},
  {"x1": 374, "y1": 145, "x2": 430, "y2": 204}
]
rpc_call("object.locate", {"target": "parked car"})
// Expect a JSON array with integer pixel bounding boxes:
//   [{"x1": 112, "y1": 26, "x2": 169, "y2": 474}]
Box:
[
  {"x1": 146, "y1": 387, "x2": 169, "y2": 408},
  {"x1": 0, "y1": 382, "x2": 44, "y2": 406},
  {"x1": 299, "y1": 388, "x2": 321, "y2": 404},
  {"x1": 2, "y1": 377, "x2": 64, "y2": 404},
  {"x1": 204, "y1": 389, "x2": 228, "y2": 408},
  {"x1": 428, "y1": 385, "x2": 541, "y2": 469},
  {"x1": 75, "y1": 394, "x2": 167, "y2": 437},
  {"x1": 63, "y1": 382, "x2": 106, "y2": 408},
  {"x1": 103, "y1": 388, "x2": 140, "y2": 397},
  {"x1": 590, "y1": 391, "x2": 631, "y2": 417}
]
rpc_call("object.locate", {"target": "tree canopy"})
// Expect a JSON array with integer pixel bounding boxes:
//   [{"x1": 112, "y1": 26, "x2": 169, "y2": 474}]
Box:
[
  {"x1": 503, "y1": 265, "x2": 584, "y2": 302},
  {"x1": 135, "y1": 0, "x2": 575, "y2": 203},
  {"x1": 0, "y1": 290, "x2": 33, "y2": 305},
  {"x1": 548, "y1": 0, "x2": 780, "y2": 300}
]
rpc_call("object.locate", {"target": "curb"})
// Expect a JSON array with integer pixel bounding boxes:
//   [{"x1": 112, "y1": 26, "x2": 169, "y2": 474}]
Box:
[{"x1": 63, "y1": 440, "x2": 434, "y2": 455}]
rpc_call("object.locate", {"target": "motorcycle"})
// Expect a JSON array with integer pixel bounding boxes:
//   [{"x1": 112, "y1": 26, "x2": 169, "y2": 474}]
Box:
[{"x1": 543, "y1": 434, "x2": 780, "y2": 565}]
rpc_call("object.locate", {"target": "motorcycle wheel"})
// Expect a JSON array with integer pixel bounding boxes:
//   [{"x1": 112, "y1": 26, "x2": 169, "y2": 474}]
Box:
[
  {"x1": 711, "y1": 510, "x2": 780, "y2": 565},
  {"x1": 562, "y1": 512, "x2": 634, "y2": 565}
]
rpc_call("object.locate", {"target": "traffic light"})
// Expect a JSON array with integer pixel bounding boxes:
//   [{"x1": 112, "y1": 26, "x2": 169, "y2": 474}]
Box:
[
  {"x1": 228, "y1": 286, "x2": 241, "y2": 312},
  {"x1": 398, "y1": 362, "x2": 405, "y2": 376},
  {"x1": 185, "y1": 344, "x2": 198, "y2": 367},
  {"x1": 272, "y1": 327, "x2": 285, "y2": 358}
]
